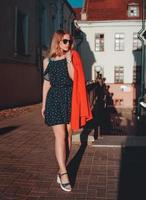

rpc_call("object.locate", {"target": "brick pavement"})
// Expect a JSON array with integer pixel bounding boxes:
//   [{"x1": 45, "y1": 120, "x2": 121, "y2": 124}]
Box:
[{"x1": 0, "y1": 104, "x2": 146, "y2": 200}]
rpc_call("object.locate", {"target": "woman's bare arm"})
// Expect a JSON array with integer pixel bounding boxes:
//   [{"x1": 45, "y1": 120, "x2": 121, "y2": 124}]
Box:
[
  {"x1": 66, "y1": 51, "x2": 74, "y2": 81},
  {"x1": 67, "y1": 61, "x2": 74, "y2": 80},
  {"x1": 41, "y1": 58, "x2": 51, "y2": 117}
]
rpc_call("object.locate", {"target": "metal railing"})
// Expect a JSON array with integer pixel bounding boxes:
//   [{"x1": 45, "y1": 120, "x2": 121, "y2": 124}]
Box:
[{"x1": 86, "y1": 80, "x2": 103, "y2": 139}]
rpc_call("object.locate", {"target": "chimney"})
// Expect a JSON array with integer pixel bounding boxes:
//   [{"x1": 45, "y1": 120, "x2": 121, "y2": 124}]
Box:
[{"x1": 81, "y1": 11, "x2": 87, "y2": 20}]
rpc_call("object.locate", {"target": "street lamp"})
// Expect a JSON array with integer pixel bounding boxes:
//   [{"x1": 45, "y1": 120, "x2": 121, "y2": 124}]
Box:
[
  {"x1": 95, "y1": 65, "x2": 102, "y2": 72},
  {"x1": 95, "y1": 65, "x2": 103, "y2": 78}
]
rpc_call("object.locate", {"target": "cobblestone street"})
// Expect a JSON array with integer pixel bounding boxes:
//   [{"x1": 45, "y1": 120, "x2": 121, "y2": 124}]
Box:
[{"x1": 0, "y1": 104, "x2": 146, "y2": 200}]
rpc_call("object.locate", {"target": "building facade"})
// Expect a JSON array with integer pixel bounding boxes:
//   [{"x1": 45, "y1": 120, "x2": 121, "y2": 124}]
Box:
[
  {"x1": 0, "y1": 0, "x2": 75, "y2": 109},
  {"x1": 75, "y1": 0, "x2": 144, "y2": 108}
]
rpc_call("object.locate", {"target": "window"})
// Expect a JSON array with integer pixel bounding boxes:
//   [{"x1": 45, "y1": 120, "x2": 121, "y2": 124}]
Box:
[
  {"x1": 114, "y1": 99, "x2": 124, "y2": 106},
  {"x1": 95, "y1": 33, "x2": 104, "y2": 52},
  {"x1": 133, "y1": 65, "x2": 141, "y2": 84},
  {"x1": 133, "y1": 33, "x2": 141, "y2": 50},
  {"x1": 41, "y1": 7, "x2": 48, "y2": 46},
  {"x1": 133, "y1": 66, "x2": 136, "y2": 83},
  {"x1": 114, "y1": 33, "x2": 125, "y2": 51},
  {"x1": 114, "y1": 66, "x2": 124, "y2": 83},
  {"x1": 15, "y1": 8, "x2": 29, "y2": 55},
  {"x1": 128, "y1": 4, "x2": 139, "y2": 17}
]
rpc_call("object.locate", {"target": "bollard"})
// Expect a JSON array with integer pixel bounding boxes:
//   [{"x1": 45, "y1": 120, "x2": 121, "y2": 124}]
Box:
[{"x1": 97, "y1": 125, "x2": 103, "y2": 139}]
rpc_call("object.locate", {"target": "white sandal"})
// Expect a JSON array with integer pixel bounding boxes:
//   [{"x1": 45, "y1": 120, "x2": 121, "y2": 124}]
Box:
[{"x1": 57, "y1": 172, "x2": 72, "y2": 192}]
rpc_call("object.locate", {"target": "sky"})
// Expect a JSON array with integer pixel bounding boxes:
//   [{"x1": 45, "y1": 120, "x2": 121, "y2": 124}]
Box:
[{"x1": 67, "y1": 0, "x2": 84, "y2": 8}]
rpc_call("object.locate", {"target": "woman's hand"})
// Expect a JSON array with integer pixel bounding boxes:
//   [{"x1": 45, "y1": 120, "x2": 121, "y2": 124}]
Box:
[
  {"x1": 65, "y1": 51, "x2": 72, "y2": 63},
  {"x1": 41, "y1": 105, "x2": 45, "y2": 118}
]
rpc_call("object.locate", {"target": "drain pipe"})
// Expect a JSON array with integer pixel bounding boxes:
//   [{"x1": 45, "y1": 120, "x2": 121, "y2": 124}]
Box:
[{"x1": 137, "y1": 0, "x2": 145, "y2": 119}]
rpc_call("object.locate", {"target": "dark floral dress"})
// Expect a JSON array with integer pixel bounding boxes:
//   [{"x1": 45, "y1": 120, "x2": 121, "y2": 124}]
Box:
[{"x1": 43, "y1": 58, "x2": 73, "y2": 126}]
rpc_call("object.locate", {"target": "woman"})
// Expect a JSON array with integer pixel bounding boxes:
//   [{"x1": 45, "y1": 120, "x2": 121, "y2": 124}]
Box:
[{"x1": 41, "y1": 30, "x2": 92, "y2": 192}]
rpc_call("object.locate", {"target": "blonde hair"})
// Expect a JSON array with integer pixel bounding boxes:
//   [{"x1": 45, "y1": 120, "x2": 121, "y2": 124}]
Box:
[{"x1": 47, "y1": 30, "x2": 73, "y2": 58}]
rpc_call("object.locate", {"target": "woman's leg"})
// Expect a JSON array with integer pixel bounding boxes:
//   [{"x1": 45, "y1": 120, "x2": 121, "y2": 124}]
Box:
[
  {"x1": 52, "y1": 124, "x2": 71, "y2": 189},
  {"x1": 66, "y1": 123, "x2": 72, "y2": 163},
  {"x1": 66, "y1": 123, "x2": 72, "y2": 152}
]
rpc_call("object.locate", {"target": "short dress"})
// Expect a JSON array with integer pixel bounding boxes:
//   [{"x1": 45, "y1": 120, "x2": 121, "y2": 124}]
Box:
[{"x1": 43, "y1": 58, "x2": 73, "y2": 126}]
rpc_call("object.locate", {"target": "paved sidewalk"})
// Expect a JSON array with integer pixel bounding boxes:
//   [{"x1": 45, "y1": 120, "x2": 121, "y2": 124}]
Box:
[{"x1": 0, "y1": 104, "x2": 146, "y2": 200}]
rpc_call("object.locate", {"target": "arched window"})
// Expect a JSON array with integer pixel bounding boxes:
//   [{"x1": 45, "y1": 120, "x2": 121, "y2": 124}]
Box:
[{"x1": 128, "y1": 3, "x2": 139, "y2": 17}]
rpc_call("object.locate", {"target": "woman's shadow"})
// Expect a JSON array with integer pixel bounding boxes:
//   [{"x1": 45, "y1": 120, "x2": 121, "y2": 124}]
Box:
[
  {"x1": 67, "y1": 30, "x2": 96, "y2": 187},
  {"x1": 67, "y1": 121, "x2": 92, "y2": 187},
  {"x1": 66, "y1": 84, "x2": 118, "y2": 187}
]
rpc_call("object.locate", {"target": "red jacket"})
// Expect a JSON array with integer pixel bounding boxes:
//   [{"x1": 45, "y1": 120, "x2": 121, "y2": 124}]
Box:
[{"x1": 71, "y1": 50, "x2": 93, "y2": 131}]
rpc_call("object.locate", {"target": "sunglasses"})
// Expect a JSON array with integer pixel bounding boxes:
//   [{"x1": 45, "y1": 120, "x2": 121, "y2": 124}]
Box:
[{"x1": 62, "y1": 39, "x2": 72, "y2": 45}]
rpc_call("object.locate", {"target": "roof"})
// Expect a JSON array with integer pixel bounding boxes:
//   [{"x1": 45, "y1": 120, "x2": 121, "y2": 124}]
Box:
[
  {"x1": 64, "y1": 0, "x2": 76, "y2": 16},
  {"x1": 81, "y1": 0, "x2": 142, "y2": 21}
]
